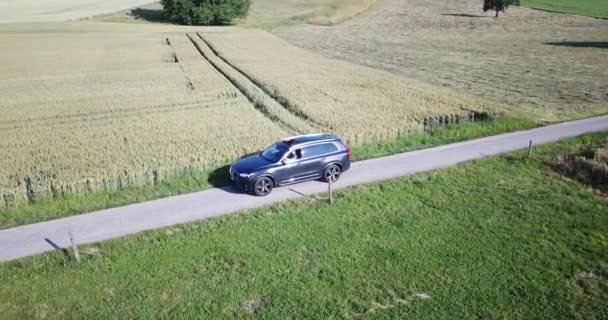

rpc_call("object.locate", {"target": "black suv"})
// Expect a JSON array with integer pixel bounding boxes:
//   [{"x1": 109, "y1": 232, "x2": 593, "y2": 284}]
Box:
[{"x1": 230, "y1": 134, "x2": 351, "y2": 196}]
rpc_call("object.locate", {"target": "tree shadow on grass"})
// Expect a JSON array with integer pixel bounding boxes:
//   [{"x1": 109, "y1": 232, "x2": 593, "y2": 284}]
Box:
[
  {"x1": 129, "y1": 8, "x2": 171, "y2": 23},
  {"x1": 544, "y1": 41, "x2": 608, "y2": 49},
  {"x1": 127, "y1": 7, "x2": 235, "y2": 26},
  {"x1": 441, "y1": 13, "x2": 490, "y2": 18}
]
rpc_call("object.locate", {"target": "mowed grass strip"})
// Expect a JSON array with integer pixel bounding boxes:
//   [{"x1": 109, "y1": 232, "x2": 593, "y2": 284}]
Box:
[
  {"x1": 0, "y1": 116, "x2": 536, "y2": 229},
  {"x1": 520, "y1": 0, "x2": 608, "y2": 19},
  {"x1": 1, "y1": 133, "x2": 607, "y2": 319}
]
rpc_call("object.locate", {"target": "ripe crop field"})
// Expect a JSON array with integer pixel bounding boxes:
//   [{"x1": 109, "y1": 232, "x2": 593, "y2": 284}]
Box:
[
  {"x1": 202, "y1": 29, "x2": 503, "y2": 145},
  {"x1": 277, "y1": 0, "x2": 608, "y2": 121},
  {"x1": 0, "y1": 23, "x2": 289, "y2": 208},
  {"x1": 1, "y1": 21, "x2": 515, "y2": 210}
]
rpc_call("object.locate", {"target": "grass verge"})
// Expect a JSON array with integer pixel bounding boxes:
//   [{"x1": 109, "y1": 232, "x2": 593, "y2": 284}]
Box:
[
  {"x1": 1, "y1": 132, "x2": 607, "y2": 319},
  {"x1": 0, "y1": 117, "x2": 537, "y2": 229},
  {"x1": 520, "y1": 0, "x2": 608, "y2": 19}
]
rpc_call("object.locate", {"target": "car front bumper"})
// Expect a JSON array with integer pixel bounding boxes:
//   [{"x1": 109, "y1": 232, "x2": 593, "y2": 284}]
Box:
[{"x1": 230, "y1": 168, "x2": 253, "y2": 191}]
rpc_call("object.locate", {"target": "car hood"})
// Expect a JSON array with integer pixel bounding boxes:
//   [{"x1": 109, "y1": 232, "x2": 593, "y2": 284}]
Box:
[{"x1": 232, "y1": 154, "x2": 275, "y2": 174}]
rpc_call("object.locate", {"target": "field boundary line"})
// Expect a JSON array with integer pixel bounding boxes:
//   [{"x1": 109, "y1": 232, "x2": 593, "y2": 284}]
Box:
[
  {"x1": 186, "y1": 33, "x2": 315, "y2": 135},
  {"x1": 196, "y1": 32, "x2": 325, "y2": 129}
]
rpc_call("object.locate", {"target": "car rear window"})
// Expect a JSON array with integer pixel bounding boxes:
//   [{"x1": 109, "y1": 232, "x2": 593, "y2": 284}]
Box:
[{"x1": 302, "y1": 143, "x2": 339, "y2": 158}]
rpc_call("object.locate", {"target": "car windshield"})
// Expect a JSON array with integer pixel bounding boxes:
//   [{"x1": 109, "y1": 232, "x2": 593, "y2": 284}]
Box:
[{"x1": 260, "y1": 142, "x2": 289, "y2": 162}]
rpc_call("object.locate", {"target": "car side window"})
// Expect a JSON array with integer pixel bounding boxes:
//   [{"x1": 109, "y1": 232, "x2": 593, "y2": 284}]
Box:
[
  {"x1": 301, "y1": 143, "x2": 338, "y2": 159},
  {"x1": 286, "y1": 149, "x2": 302, "y2": 161}
]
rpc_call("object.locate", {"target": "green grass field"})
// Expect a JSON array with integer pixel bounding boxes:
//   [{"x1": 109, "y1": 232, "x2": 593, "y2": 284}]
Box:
[
  {"x1": 521, "y1": 0, "x2": 608, "y2": 18},
  {"x1": 0, "y1": 117, "x2": 537, "y2": 229},
  {"x1": 1, "y1": 132, "x2": 606, "y2": 319}
]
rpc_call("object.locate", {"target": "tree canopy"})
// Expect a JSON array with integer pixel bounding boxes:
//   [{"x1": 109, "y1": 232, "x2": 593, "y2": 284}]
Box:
[
  {"x1": 483, "y1": 0, "x2": 520, "y2": 17},
  {"x1": 161, "y1": 0, "x2": 251, "y2": 25}
]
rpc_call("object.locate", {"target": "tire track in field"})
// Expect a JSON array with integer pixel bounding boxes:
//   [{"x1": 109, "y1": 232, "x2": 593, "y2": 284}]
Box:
[
  {"x1": 196, "y1": 32, "x2": 325, "y2": 130},
  {"x1": 164, "y1": 37, "x2": 196, "y2": 91},
  {"x1": 186, "y1": 33, "x2": 321, "y2": 135},
  {"x1": 0, "y1": 97, "x2": 241, "y2": 131}
]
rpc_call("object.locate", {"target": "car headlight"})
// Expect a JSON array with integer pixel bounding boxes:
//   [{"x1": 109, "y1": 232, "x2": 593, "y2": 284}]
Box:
[{"x1": 239, "y1": 173, "x2": 253, "y2": 178}]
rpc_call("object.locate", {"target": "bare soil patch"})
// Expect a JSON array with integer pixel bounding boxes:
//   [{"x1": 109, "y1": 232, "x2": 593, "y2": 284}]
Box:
[{"x1": 277, "y1": 0, "x2": 608, "y2": 121}]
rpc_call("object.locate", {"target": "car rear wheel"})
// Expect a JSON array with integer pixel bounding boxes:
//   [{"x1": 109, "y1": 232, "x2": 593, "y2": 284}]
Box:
[
  {"x1": 323, "y1": 164, "x2": 341, "y2": 183},
  {"x1": 253, "y1": 177, "x2": 273, "y2": 196}
]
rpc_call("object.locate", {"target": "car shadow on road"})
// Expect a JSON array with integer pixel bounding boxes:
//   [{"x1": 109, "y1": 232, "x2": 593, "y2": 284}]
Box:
[
  {"x1": 207, "y1": 164, "x2": 231, "y2": 188},
  {"x1": 206, "y1": 164, "x2": 249, "y2": 195},
  {"x1": 544, "y1": 41, "x2": 608, "y2": 49},
  {"x1": 207, "y1": 152, "x2": 261, "y2": 188},
  {"x1": 217, "y1": 185, "x2": 244, "y2": 194}
]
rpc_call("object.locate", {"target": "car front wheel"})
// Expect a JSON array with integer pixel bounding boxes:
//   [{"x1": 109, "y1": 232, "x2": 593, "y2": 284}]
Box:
[
  {"x1": 253, "y1": 176, "x2": 273, "y2": 196},
  {"x1": 323, "y1": 164, "x2": 341, "y2": 183}
]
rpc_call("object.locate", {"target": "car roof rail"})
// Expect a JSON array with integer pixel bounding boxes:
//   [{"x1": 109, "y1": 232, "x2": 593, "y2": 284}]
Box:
[{"x1": 281, "y1": 133, "x2": 325, "y2": 143}]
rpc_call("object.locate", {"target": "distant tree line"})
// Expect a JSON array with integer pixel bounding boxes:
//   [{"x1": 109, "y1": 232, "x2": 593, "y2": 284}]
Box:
[
  {"x1": 483, "y1": 0, "x2": 520, "y2": 17},
  {"x1": 161, "y1": 0, "x2": 251, "y2": 25}
]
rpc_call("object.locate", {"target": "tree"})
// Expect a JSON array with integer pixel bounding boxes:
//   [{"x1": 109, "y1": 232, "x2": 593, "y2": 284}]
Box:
[
  {"x1": 161, "y1": 0, "x2": 251, "y2": 25},
  {"x1": 483, "y1": 0, "x2": 520, "y2": 18}
]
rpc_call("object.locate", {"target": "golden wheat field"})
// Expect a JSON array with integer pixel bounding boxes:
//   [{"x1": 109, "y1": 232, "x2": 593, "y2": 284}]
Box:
[
  {"x1": 201, "y1": 29, "x2": 503, "y2": 145},
  {"x1": 0, "y1": 23, "x2": 289, "y2": 208},
  {"x1": 1, "y1": 22, "x2": 505, "y2": 208}
]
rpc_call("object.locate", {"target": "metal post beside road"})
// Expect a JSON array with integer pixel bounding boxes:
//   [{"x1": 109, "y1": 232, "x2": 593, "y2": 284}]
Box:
[{"x1": 69, "y1": 231, "x2": 80, "y2": 263}]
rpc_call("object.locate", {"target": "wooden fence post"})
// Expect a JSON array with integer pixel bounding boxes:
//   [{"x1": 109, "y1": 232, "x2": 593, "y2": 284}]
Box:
[
  {"x1": 69, "y1": 231, "x2": 80, "y2": 263},
  {"x1": 528, "y1": 140, "x2": 533, "y2": 157}
]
